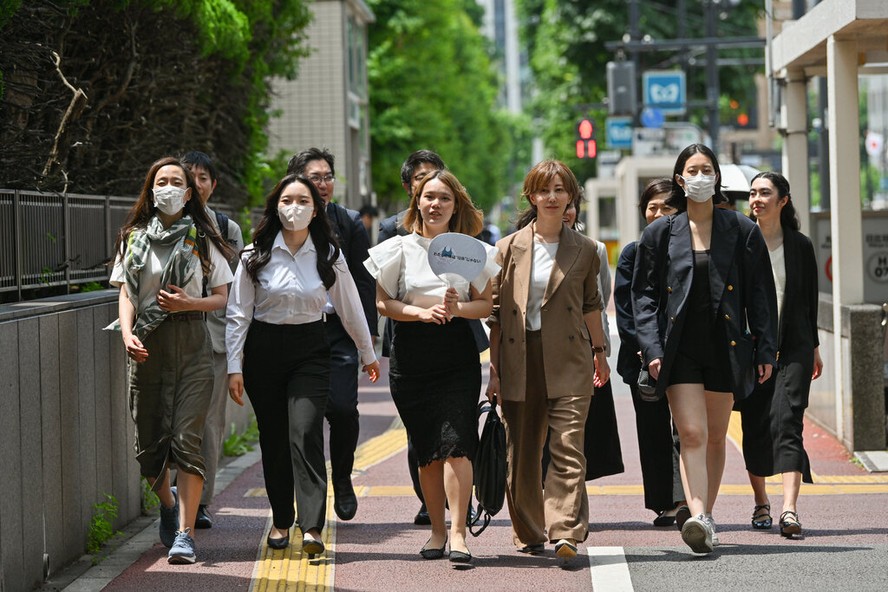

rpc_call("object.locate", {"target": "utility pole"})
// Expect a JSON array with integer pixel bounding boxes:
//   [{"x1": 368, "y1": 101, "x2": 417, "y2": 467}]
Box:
[{"x1": 705, "y1": 0, "x2": 720, "y2": 152}]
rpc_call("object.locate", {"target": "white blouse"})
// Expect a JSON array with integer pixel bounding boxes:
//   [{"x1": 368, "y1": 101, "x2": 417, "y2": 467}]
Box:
[
  {"x1": 364, "y1": 233, "x2": 500, "y2": 308},
  {"x1": 226, "y1": 232, "x2": 376, "y2": 373},
  {"x1": 770, "y1": 242, "x2": 786, "y2": 326}
]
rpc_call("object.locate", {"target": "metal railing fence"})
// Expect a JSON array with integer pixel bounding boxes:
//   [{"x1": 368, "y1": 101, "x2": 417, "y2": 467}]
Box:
[{"x1": 0, "y1": 188, "x2": 239, "y2": 301}]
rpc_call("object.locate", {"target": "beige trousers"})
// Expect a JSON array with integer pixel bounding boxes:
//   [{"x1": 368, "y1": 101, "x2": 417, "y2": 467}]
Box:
[{"x1": 501, "y1": 331, "x2": 591, "y2": 547}]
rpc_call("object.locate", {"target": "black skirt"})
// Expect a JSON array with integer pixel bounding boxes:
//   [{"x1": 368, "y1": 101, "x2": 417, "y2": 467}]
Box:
[{"x1": 389, "y1": 317, "x2": 480, "y2": 466}]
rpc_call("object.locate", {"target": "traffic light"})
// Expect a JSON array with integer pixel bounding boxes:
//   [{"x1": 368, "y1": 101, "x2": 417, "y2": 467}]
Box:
[{"x1": 576, "y1": 118, "x2": 597, "y2": 159}]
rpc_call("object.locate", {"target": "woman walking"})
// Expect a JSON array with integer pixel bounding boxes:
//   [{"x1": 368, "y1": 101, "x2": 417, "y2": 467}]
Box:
[
  {"x1": 486, "y1": 160, "x2": 609, "y2": 560},
  {"x1": 110, "y1": 156, "x2": 234, "y2": 564},
  {"x1": 226, "y1": 174, "x2": 379, "y2": 556},
  {"x1": 739, "y1": 172, "x2": 823, "y2": 538},
  {"x1": 632, "y1": 144, "x2": 778, "y2": 554},
  {"x1": 364, "y1": 169, "x2": 498, "y2": 564},
  {"x1": 614, "y1": 179, "x2": 687, "y2": 526}
]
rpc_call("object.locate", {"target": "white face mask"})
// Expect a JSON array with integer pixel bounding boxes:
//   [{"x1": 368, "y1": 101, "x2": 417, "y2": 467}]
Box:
[
  {"x1": 153, "y1": 185, "x2": 188, "y2": 215},
  {"x1": 681, "y1": 174, "x2": 717, "y2": 203},
  {"x1": 278, "y1": 203, "x2": 314, "y2": 231}
]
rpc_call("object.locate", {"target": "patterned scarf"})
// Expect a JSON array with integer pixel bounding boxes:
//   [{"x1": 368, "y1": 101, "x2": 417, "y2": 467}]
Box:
[{"x1": 105, "y1": 215, "x2": 200, "y2": 339}]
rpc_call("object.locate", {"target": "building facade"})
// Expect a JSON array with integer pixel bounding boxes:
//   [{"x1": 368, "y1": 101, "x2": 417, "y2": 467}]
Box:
[{"x1": 267, "y1": 0, "x2": 374, "y2": 209}]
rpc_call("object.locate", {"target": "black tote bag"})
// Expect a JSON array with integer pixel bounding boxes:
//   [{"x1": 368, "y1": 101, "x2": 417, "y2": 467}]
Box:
[{"x1": 470, "y1": 396, "x2": 507, "y2": 536}]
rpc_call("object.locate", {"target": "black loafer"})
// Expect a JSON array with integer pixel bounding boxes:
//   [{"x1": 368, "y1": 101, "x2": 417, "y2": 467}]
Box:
[
  {"x1": 333, "y1": 478, "x2": 358, "y2": 521},
  {"x1": 518, "y1": 543, "x2": 545, "y2": 554},
  {"x1": 267, "y1": 532, "x2": 290, "y2": 550},
  {"x1": 195, "y1": 505, "x2": 213, "y2": 529}
]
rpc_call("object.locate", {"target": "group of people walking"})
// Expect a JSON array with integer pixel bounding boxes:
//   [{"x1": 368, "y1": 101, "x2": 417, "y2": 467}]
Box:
[{"x1": 108, "y1": 142, "x2": 821, "y2": 565}]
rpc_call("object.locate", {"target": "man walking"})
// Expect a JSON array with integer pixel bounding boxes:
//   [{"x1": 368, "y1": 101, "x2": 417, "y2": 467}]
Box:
[{"x1": 181, "y1": 151, "x2": 244, "y2": 529}]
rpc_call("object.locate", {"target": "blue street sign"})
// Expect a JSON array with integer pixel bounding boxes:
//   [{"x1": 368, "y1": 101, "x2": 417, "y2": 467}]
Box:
[
  {"x1": 640, "y1": 107, "x2": 665, "y2": 128},
  {"x1": 643, "y1": 70, "x2": 686, "y2": 115},
  {"x1": 605, "y1": 116, "x2": 634, "y2": 150}
]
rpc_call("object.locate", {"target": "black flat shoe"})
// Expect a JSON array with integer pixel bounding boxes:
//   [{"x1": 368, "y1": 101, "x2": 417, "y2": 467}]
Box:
[
  {"x1": 675, "y1": 505, "x2": 691, "y2": 530},
  {"x1": 195, "y1": 505, "x2": 213, "y2": 529},
  {"x1": 267, "y1": 532, "x2": 290, "y2": 550},
  {"x1": 449, "y1": 549, "x2": 472, "y2": 563},
  {"x1": 779, "y1": 511, "x2": 801, "y2": 538},
  {"x1": 302, "y1": 534, "x2": 325, "y2": 556},
  {"x1": 414, "y1": 505, "x2": 431, "y2": 526},
  {"x1": 653, "y1": 510, "x2": 677, "y2": 527},
  {"x1": 420, "y1": 536, "x2": 447, "y2": 560}
]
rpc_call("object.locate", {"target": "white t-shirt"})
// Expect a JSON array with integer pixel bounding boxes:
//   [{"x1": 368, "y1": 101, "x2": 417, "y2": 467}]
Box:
[
  {"x1": 364, "y1": 233, "x2": 499, "y2": 309},
  {"x1": 526, "y1": 238, "x2": 559, "y2": 331},
  {"x1": 110, "y1": 234, "x2": 233, "y2": 316}
]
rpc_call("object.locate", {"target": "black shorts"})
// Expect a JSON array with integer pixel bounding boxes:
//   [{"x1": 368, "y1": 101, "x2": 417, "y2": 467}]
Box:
[{"x1": 668, "y1": 349, "x2": 733, "y2": 393}]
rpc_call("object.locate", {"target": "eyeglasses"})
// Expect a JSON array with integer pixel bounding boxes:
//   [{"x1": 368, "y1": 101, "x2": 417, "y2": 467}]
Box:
[{"x1": 308, "y1": 174, "x2": 335, "y2": 185}]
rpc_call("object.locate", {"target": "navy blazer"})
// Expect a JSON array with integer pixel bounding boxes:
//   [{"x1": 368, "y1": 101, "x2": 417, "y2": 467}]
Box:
[
  {"x1": 326, "y1": 202, "x2": 378, "y2": 335},
  {"x1": 614, "y1": 241, "x2": 642, "y2": 384},
  {"x1": 632, "y1": 207, "x2": 778, "y2": 400},
  {"x1": 775, "y1": 227, "x2": 820, "y2": 369}
]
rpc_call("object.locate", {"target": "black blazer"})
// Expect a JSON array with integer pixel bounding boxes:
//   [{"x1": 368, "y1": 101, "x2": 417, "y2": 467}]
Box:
[
  {"x1": 326, "y1": 202, "x2": 378, "y2": 335},
  {"x1": 632, "y1": 207, "x2": 778, "y2": 400},
  {"x1": 614, "y1": 241, "x2": 642, "y2": 384},
  {"x1": 774, "y1": 227, "x2": 819, "y2": 369}
]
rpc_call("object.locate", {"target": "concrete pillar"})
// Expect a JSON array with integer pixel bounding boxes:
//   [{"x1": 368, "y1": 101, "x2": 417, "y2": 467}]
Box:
[
  {"x1": 780, "y1": 67, "x2": 811, "y2": 234},
  {"x1": 826, "y1": 35, "x2": 864, "y2": 445}
]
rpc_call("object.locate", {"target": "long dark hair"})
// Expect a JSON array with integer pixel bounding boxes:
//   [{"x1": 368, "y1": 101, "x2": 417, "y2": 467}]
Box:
[
  {"x1": 750, "y1": 171, "x2": 800, "y2": 231},
  {"x1": 245, "y1": 175, "x2": 341, "y2": 289},
  {"x1": 666, "y1": 144, "x2": 726, "y2": 210},
  {"x1": 515, "y1": 160, "x2": 581, "y2": 230},
  {"x1": 114, "y1": 156, "x2": 234, "y2": 262}
]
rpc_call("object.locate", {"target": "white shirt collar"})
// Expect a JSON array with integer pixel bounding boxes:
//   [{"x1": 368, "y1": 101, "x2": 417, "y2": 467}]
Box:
[{"x1": 272, "y1": 231, "x2": 317, "y2": 256}]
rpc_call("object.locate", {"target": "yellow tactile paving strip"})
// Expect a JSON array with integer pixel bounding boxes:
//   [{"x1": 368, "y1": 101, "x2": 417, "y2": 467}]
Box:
[{"x1": 250, "y1": 407, "x2": 888, "y2": 590}]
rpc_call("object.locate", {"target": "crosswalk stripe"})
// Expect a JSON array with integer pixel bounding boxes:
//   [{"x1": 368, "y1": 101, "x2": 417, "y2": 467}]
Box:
[{"x1": 587, "y1": 546, "x2": 635, "y2": 592}]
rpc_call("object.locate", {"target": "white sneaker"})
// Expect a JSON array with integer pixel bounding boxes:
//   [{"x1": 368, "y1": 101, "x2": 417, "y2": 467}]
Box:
[
  {"x1": 681, "y1": 515, "x2": 714, "y2": 554},
  {"x1": 705, "y1": 514, "x2": 720, "y2": 547}
]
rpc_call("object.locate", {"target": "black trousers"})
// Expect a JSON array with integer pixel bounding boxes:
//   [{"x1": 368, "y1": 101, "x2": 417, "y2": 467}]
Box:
[
  {"x1": 323, "y1": 313, "x2": 360, "y2": 483},
  {"x1": 244, "y1": 320, "x2": 330, "y2": 532},
  {"x1": 629, "y1": 382, "x2": 683, "y2": 512}
]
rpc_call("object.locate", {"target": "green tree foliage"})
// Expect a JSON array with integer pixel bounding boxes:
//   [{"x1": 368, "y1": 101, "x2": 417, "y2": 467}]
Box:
[
  {"x1": 0, "y1": 0, "x2": 310, "y2": 205},
  {"x1": 367, "y1": 0, "x2": 522, "y2": 213},
  {"x1": 517, "y1": 0, "x2": 763, "y2": 180}
]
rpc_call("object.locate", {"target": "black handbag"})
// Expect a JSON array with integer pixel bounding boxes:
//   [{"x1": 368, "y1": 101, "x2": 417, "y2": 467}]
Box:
[{"x1": 469, "y1": 396, "x2": 507, "y2": 536}]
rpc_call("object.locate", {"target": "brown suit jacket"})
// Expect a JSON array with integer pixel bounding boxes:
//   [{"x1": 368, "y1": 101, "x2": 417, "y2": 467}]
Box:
[{"x1": 488, "y1": 224, "x2": 602, "y2": 401}]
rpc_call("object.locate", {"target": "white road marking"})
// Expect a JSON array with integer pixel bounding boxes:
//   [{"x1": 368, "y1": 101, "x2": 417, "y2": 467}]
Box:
[{"x1": 587, "y1": 546, "x2": 635, "y2": 591}]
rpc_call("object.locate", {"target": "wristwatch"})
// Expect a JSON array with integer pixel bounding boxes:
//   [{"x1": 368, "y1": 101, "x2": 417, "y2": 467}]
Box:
[{"x1": 591, "y1": 345, "x2": 606, "y2": 353}]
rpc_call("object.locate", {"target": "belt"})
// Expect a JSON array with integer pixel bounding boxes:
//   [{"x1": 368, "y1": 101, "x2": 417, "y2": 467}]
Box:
[{"x1": 166, "y1": 311, "x2": 205, "y2": 322}]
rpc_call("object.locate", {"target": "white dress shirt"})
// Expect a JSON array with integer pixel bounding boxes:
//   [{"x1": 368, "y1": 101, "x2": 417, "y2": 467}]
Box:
[
  {"x1": 526, "y1": 239, "x2": 558, "y2": 331},
  {"x1": 226, "y1": 232, "x2": 376, "y2": 373}
]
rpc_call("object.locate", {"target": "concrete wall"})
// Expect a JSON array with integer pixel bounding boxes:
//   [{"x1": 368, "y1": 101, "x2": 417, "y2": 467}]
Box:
[
  {"x1": 807, "y1": 295, "x2": 885, "y2": 452},
  {"x1": 0, "y1": 291, "x2": 253, "y2": 591}
]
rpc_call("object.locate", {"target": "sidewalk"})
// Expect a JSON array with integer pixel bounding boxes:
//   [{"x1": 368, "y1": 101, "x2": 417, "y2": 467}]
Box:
[{"x1": 55, "y1": 351, "x2": 888, "y2": 591}]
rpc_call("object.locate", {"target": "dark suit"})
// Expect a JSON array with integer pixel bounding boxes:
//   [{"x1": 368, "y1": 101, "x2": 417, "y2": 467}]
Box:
[
  {"x1": 739, "y1": 227, "x2": 818, "y2": 482},
  {"x1": 615, "y1": 241, "x2": 682, "y2": 512},
  {"x1": 632, "y1": 207, "x2": 778, "y2": 401},
  {"x1": 324, "y1": 202, "x2": 377, "y2": 485}
]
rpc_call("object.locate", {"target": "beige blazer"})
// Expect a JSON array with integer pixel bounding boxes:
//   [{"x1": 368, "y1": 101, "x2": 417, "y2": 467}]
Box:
[{"x1": 489, "y1": 224, "x2": 602, "y2": 401}]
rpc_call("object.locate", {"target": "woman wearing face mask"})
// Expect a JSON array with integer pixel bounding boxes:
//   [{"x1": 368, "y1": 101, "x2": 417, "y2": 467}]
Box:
[
  {"x1": 632, "y1": 144, "x2": 777, "y2": 554},
  {"x1": 108, "y1": 156, "x2": 235, "y2": 564},
  {"x1": 739, "y1": 172, "x2": 822, "y2": 538},
  {"x1": 364, "y1": 170, "x2": 497, "y2": 563},
  {"x1": 226, "y1": 175, "x2": 380, "y2": 556},
  {"x1": 614, "y1": 179, "x2": 689, "y2": 527}
]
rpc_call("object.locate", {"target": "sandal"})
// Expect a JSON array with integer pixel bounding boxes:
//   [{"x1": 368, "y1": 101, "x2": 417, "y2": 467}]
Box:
[
  {"x1": 780, "y1": 511, "x2": 802, "y2": 538},
  {"x1": 751, "y1": 504, "x2": 772, "y2": 529}
]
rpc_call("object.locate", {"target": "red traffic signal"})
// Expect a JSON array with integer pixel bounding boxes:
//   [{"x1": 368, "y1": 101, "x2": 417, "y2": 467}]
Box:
[{"x1": 576, "y1": 118, "x2": 597, "y2": 159}]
